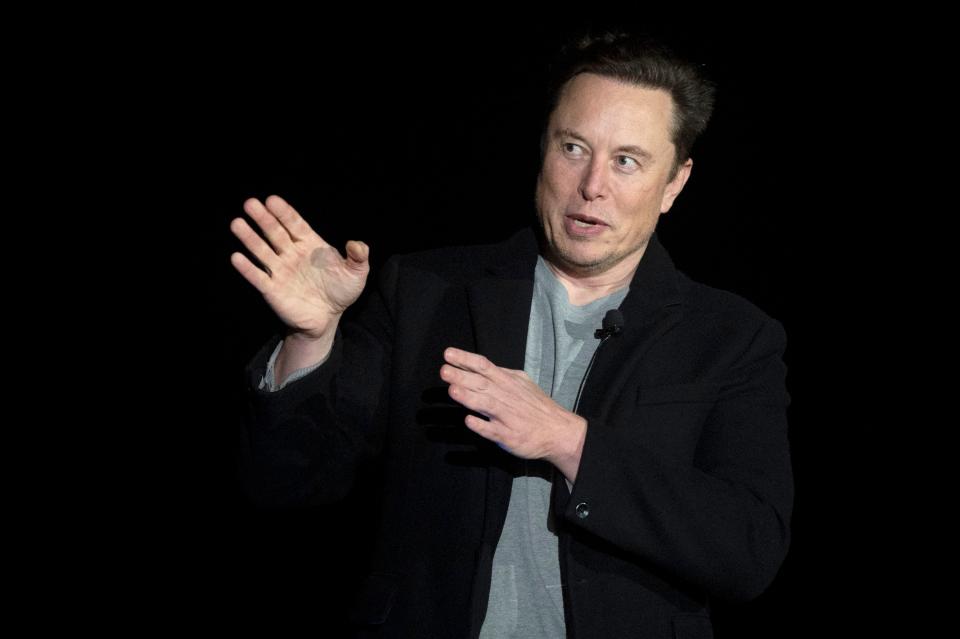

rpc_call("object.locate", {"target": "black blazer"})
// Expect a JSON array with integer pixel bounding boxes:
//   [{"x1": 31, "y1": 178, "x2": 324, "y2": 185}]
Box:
[{"x1": 240, "y1": 225, "x2": 793, "y2": 639}]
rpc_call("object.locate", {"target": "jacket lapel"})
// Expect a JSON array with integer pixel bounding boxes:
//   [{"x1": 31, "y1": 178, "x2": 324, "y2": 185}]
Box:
[
  {"x1": 465, "y1": 277, "x2": 534, "y2": 371},
  {"x1": 551, "y1": 232, "x2": 684, "y2": 507},
  {"x1": 464, "y1": 227, "x2": 539, "y2": 371},
  {"x1": 573, "y1": 231, "x2": 684, "y2": 419}
]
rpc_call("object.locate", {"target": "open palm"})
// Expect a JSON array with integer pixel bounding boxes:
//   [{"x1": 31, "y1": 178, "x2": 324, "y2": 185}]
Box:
[{"x1": 230, "y1": 195, "x2": 369, "y2": 339}]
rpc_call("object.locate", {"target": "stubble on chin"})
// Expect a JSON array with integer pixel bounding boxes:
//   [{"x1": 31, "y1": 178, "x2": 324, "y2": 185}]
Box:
[
  {"x1": 550, "y1": 230, "x2": 651, "y2": 279},
  {"x1": 535, "y1": 193, "x2": 612, "y2": 275},
  {"x1": 546, "y1": 234, "x2": 615, "y2": 276},
  {"x1": 535, "y1": 211, "x2": 596, "y2": 274}
]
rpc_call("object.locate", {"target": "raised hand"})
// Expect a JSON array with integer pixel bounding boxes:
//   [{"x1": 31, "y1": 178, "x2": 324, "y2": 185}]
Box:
[{"x1": 230, "y1": 195, "x2": 369, "y2": 341}]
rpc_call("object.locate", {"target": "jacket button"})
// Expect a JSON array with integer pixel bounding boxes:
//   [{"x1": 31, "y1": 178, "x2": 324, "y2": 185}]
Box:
[{"x1": 575, "y1": 502, "x2": 590, "y2": 519}]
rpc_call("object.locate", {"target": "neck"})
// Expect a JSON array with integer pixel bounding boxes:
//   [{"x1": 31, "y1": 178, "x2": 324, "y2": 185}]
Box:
[{"x1": 544, "y1": 247, "x2": 644, "y2": 307}]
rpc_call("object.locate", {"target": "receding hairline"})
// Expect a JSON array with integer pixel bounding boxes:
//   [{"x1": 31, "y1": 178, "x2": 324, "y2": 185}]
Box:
[{"x1": 553, "y1": 72, "x2": 685, "y2": 165}]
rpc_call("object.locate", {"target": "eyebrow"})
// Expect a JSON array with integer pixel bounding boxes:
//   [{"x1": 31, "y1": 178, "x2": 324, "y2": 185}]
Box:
[{"x1": 555, "y1": 128, "x2": 655, "y2": 163}]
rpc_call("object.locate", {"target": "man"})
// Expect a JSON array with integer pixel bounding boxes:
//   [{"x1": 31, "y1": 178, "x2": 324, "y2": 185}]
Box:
[{"x1": 231, "y1": 31, "x2": 793, "y2": 638}]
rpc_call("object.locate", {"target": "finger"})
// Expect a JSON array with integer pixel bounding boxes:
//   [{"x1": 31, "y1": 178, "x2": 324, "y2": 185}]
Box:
[
  {"x1": 263, "y1": 195, "x2": 316, "y2": 243},
  {"x1": 229, "y1": 251, "x2": 271, "y2": 293},
  {"x1": 344, "y1": 240, "x2": 370, "y2": 273},
  {"x1": 447, "y1": 383, "x2": 497, "y2": 418},
  {"x1": 443, "y1": 347, "x2": 496, "y2": 376},
  {"x1": 243, "y1": 197, "x2": 296, "y2": 254},
  {"x1": 464, "y1": 414, "x2": 511, "y2": 452},
  {"x1": 230, "y1": 217, "x2": 281, "y2": 274},
  {"x1": 440, "y1": 364, "x2": 489, "y2": 392}
]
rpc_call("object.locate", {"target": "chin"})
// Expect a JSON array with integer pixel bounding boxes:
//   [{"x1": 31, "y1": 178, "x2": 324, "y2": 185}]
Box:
[{"x1": 553, "y1": 245, "x2": 611, "y2": 272}]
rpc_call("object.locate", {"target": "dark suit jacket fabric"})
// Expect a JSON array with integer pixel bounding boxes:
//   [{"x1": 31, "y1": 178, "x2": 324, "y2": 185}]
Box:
[{"x1": 240, "y1": 225, "x2": 793, "y2": 639}]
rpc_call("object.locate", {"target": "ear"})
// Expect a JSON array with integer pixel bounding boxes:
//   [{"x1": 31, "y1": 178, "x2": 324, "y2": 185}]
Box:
[{"x1": 659, "y1": 158, "x2": 693, "y2": 214}]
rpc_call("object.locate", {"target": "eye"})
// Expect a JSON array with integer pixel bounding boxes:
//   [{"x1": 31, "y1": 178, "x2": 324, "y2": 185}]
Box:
[
  {"x1": 561, "y1": 142, "x2": 584, "y2": 156},
  {"x1": 616, "y1": 155, "x2": 640, "y2": 170}
]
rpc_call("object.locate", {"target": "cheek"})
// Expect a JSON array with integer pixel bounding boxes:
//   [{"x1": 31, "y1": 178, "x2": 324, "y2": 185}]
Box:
[
  {"x1": 536, "y1": 180, "x2": 557, "y2": 219},
  {"x1": 623, "y1": 185, "x2": 660, "y2": 217},
  {"x1": 542, "y1": 157, "x2": 578, "y2": 196},
  {"x1": 535, "y1": 176, "x2": 550, "y2": 218},
  {"x1": 544, "y1": 178, "x2": 578, "y2": 216}
]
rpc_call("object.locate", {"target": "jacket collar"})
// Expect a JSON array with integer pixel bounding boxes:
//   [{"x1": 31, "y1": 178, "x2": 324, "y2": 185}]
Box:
[
  {"x1": 466, "y1": 222, "x2": 684, "y2": 412},
  {"x1": 480, "y1": 223, "x2": 680, "y2": 302}
]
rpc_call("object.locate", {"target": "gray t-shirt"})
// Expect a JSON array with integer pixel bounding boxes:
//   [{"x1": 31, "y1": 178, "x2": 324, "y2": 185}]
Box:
[{"x1": 479, "y1": 255, "x2": 628, "y2": 638}]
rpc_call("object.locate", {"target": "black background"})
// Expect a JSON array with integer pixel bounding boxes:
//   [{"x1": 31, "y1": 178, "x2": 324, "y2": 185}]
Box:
[{"x1": 111, "y1": 13, "x2": 897, "y2": 637}]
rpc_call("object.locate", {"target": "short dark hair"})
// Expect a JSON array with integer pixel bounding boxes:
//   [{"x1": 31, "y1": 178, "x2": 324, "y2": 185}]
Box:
[{"x1": 540, "y1": 31, "x2": 717, "y2": 182}]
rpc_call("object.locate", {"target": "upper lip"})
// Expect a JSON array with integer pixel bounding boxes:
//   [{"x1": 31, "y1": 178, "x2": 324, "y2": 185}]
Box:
[{"x1": 566, "y1": 213, "x2": 608, "y2": 226}]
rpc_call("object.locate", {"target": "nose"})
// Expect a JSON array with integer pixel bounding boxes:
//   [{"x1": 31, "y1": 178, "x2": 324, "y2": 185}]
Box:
[{"x1": 578, "y1": 156, "x2": 608, "y2": 201}]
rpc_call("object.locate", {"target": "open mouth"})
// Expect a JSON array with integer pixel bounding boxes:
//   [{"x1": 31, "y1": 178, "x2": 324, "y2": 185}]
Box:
[
  {"x1": 564, "y1": 214, "x2": 608, "y2": 236},
  {"x1": 572, "y1": 218, "x2": 601, "y2": 227},
  {"x1": 567, "y1": 213, "x2": 606, "y2": 227}
]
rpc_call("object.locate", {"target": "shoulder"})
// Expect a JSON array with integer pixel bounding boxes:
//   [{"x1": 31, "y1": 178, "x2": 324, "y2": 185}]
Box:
[
  {"x1": 678, "y1": 271, "x2": 776, "y2": 321},
  {"x1": 676, "y1": 270, "x2": 788, "y2": 353}
]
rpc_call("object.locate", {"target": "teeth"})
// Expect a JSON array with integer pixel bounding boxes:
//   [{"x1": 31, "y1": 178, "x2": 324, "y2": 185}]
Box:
[{"x1": 573, "y1": 219, "x2": 595, "y2": 227}]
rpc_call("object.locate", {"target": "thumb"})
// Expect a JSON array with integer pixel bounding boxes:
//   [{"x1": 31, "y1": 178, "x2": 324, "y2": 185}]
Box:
[{"x1": 344, "y1": 240, "x2": 370, "y2": 270}]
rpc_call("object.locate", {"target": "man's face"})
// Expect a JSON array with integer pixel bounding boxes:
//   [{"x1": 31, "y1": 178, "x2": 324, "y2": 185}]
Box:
[{"x1": 535, "y1": 73, "x2": 692, "y2": 277}]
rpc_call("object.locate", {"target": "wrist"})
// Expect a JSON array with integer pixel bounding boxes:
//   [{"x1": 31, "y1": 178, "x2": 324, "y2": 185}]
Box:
[
  {"x1": 287, "y1": 315, "x2": 342, "y2": 344},
  {"x1": 286, "y1": 329, "x2": 333, "y2": 345},
  {"x1": 552, "y1": 414, "x2": 588, "y2": 484},
  {"x1": 275, "y1": 326, "x2": 338, "y2": 381}
]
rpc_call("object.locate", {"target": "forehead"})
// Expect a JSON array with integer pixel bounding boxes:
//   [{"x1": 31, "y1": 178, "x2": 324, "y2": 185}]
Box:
[{"x1": 550, "y1": 73, "x2": 676, "y2": 152}]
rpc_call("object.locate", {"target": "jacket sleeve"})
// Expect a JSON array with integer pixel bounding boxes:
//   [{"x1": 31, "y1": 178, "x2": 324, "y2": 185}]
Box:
[
  {"x1": 258, "y1": 338, "x2": 330, "y2": 392},
  {"x1": 559, "y1": 316, "x2": 793, "y2": 603},
  {"x1": 237, "y1": 255, "x2": 401, "y2": 508}
]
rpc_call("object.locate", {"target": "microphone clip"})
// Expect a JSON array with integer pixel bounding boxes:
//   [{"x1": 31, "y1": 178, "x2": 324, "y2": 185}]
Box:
[
  {"x1": 594, "y1": 309, "x2": 625, "y2": 340},
  {"x1": 594, "y1": 325, "x2": 623, "y2": 339}
]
